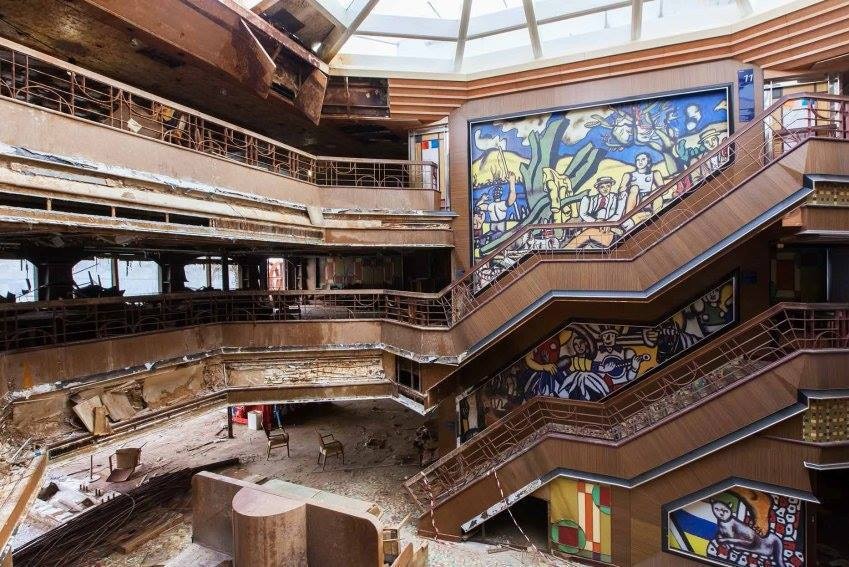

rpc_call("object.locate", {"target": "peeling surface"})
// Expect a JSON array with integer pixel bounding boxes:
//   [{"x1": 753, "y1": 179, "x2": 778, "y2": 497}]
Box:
[{"x1": 0, "y1": 143, "x2": 447, "y2": 217}]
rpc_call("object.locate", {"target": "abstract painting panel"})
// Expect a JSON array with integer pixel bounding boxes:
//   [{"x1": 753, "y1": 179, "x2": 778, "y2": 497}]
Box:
[{"x1": 550, "y1": 478, "x2": 613, "y2": 563}]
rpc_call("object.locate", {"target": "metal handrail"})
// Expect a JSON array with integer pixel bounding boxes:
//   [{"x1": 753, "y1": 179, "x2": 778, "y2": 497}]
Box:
[
  {"x1": 0, "y1": 37, "x2": 437, "y2": 191},
  {"x1": 403, "y1": 303, "x2": 849, "y2": 506},
  {"x1": 1, "y1": 94, "x2": 847, "y2": 351},
  {"x1": 441, "y1": 93, "x2": 849, "y2": 302}
]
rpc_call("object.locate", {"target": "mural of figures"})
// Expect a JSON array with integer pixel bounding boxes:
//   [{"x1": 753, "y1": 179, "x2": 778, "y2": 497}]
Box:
[
  {"x1": 667, "y1": 487, "x2": 805, "y2": 567},
  {"x1": 468, "y1": 86, "x2": 731, "y2": 264},
  {"x1": 457, "y1": 278, "x2": 735, "y2": 442},
  {"x1": 549, "y1": 478, "x2": 613, "y2": 563}
]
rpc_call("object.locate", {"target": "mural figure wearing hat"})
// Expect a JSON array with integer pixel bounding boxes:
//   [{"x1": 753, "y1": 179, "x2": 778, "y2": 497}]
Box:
[
  {"x1": 566, "y1": 176, "x2": 627, "y2": 249},
  {"x1": 622, "y1": 151, "x2": 665, "y2": 227},
  {"x1": 476, "y1": 171, "x2": 518, "y2": 238},
  {"x1": 591, "y1": 326, "x2": 650, "y2": 392},
  {"x1": 699, "y1": 127, "x2": 728, "y2": 172}
]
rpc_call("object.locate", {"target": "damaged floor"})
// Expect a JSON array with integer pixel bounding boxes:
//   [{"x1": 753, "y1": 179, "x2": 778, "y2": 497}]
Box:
[{"x1": 13, "y1": 399, "x2": 570, "y2": 566}]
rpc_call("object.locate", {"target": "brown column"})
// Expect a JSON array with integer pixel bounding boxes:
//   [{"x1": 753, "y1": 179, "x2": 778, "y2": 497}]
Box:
[
  {"x1": 231, "y1": 487, "x2": 308, "y2": 565},
  {"x1": 33, "y1": 255, "x2": 80, "y2": 301},
  {"x1": 160, "y1": 255, "x2": 188, "y2": 293},
  {"x1": 237, "y1": 256, "x2": 266, "y2": 290}
]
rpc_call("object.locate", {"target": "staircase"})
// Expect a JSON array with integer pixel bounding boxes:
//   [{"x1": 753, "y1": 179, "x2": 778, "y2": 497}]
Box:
[{"x1": 404, "y1": 303, "x2": 849, "y2": 534}]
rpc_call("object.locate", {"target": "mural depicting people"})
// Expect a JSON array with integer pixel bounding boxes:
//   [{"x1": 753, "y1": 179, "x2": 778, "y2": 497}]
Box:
[
  {"x1": 647, "y1": 318, "x2": 702, "y2": 364},
  {"x1": 700, "y1": 128, "x2": 729, "y2": 172},
  {"x1": 557, "y1": 329, "x2": 603, "y2": 401},
  {"x1": 469, "y1": 87, "x2": 730, "y2": 270},
  {"x1": 692, "y1": 284, "x2": 734, "y2": 335},
  {"x1": 524, "y1": 334, "x2": 566, "y2": 397},
  {"x1": 592, "y1": 326, "x2": 649, "y2": 392},
  {"x1": 566, "y1": 177, "x2": 627, "y2": 249},
  {"x1": 476, "y1": 171, "x2": 518, "y2": 238},
  {"x1": 457, "y1": 278, "x2": 736, "y2": 441},
  {"x1": 622, "y1": 152, "x2": 665, "y2": 225},
  {"x1": 668, "y1": 487, "x2": 806, "y2": 567},
  {"x1": 673, "y1": 126, "x2": 730, "y2": 194}
]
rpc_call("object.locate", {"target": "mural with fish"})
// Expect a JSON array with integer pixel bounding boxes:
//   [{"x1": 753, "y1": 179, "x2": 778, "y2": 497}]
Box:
[{"x1": 469, "y1": 86, "x2": 731, "y2": 263}]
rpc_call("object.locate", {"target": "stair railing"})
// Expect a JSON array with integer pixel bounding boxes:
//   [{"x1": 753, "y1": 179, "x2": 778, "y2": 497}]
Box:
[{"x1": 403, "y1": 303, "x2": 849, "y2": 507}]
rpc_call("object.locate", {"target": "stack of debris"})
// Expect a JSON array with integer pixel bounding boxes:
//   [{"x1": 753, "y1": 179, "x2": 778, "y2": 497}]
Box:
[
  {"x1": 29, "y1": 479, "x2": 114, "y2": 526},
  {"x1": 12, "y1": 458, "x2": 237, "y2": 567},
  {"x1": 70, "y1": 381, "x2": 145, "y2": 436}
]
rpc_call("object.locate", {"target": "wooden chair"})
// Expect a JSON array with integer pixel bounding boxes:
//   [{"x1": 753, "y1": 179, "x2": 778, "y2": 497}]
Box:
[
  {"x1": 317, "y1": 431, "x2": 344, "y2": 470},
  {"x1": 263, "y1": 423, "x2": 290, "y2": 460},
  {"x1": 107, "y1": 447, "x2": 142, "y2": 482}
]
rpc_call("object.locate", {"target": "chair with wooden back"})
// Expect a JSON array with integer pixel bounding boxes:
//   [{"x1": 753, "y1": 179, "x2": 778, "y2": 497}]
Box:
[
  {"x1": 316, "y1": 431, "x2": 344, "y2": 470},
  {"x1": 107, "y1": 447, "x2": 142, "y2": 482},
  {"x1": 263, "y1": 422, "x2": 290, "y2": 460}
]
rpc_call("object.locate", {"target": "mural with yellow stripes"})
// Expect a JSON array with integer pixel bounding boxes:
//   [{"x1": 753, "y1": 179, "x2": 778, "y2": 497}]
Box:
[{"x1": 549, "y1": 478, "x2": 613, "y2": 563}]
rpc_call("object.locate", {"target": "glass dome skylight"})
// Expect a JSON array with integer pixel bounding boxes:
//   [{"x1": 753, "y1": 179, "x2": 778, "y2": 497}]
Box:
[{"x1": 276, "y1": 0, "x2": 812, "y2": 77}]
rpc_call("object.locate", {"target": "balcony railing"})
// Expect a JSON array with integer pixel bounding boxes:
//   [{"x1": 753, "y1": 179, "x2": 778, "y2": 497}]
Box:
[
  {"x1": 0, "y1": 289, "x2": 449, "y2": 351},
  {"x1": 0, "y1": 38, "x2": 437, "y2": 191},
  {"x1": 1, "y1": 94, "x2": 847, "y2": 352},
  {"x1": 403, "y1": 303, "x2": 849, "y2": 508}
]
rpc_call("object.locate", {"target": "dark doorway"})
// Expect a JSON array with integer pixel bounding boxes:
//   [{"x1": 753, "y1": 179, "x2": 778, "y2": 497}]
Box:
[
  {"x1": 469, "y1": 495, "x2": 549, "y2": 551},
  {"x1": 814, "y1": 468, "x2": 849, "y2": 566}
]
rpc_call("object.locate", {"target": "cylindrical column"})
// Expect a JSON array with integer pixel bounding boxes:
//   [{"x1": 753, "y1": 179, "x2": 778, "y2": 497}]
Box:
[{"x1": 232, "y1": 487, "x2": 307, "y2": 566}]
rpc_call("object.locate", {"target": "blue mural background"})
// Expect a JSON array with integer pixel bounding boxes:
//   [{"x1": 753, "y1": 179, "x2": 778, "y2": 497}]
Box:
[{"x1": 469, "y1": 87, "x2": 732, "y2": 261}]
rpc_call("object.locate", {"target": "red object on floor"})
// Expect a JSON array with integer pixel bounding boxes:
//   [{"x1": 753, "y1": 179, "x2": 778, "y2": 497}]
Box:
[{"x1": 231, "y1": 405, "x2": 274, "y2": 428}]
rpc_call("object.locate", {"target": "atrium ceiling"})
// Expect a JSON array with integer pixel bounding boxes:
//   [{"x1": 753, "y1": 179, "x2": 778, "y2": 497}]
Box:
[{"x1": 244, "y1": 0, "x2": 811, "y2": 78}]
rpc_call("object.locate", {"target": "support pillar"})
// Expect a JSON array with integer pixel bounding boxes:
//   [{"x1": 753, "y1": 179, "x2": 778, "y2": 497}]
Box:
[
  {"x1": 227, "y1": 406, "x2": 234, "y2": 439},
  {"x1": 34, "y1": 257, "x2": 78, "y2": 300},
  {"x1": 238, "y1": 257, "x2": 267, "y2": 290},
  {"x1": 160, "y1": 255, "x2": 189, "y2": 293}
]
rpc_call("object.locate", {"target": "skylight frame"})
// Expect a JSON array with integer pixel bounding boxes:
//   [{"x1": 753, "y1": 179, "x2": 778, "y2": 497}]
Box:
[{"x1": 318, "y1": 0, "x2": 814, "y2": 76}]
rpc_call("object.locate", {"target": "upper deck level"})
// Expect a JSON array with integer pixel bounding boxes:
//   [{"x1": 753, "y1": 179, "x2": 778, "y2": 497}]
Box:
[{"x1": 0, "y1": 37, "x2": 443, "y2": 215}]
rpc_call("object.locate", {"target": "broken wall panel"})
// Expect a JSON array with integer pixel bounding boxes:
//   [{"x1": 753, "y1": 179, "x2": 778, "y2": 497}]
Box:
[
  {"x1": 226, "y1": 351, "x2": 386, "y2": 387},
  {"x1": 322, "y1": 76, "x2": 390, "y2": 119}
]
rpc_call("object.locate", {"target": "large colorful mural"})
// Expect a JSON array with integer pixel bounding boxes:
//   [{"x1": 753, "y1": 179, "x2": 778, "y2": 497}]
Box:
[
  {"x1": 549, "y1": 478, "x2": 613, "y2": 563},
  {"x1": 457, "y1": 278, "x2": 736, "y2": 442},
  {"x1": 469, "y1": 86, "x2": 731, "y2": 263},
  {"x1": 667, "y1": 486, "x2": 806, "y2": 567}
]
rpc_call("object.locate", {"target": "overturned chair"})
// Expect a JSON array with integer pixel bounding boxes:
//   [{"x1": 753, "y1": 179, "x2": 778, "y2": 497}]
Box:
[
  {"x1": 316, "y1": 431, "x2": 344, "y2": 470},
  {"x1": 263, "y1": 422, "x2": 290, "y2": 460}
]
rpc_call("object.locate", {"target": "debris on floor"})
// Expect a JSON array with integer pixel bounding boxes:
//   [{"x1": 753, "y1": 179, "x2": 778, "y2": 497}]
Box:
[{"x1": 13, "y1": 400, "x2": 569, "y2": 566}]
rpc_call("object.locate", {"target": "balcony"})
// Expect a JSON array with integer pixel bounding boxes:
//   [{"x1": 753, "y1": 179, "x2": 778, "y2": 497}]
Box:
[{"x1": 0, "y1": 37, "x2": 441, "y2": 214}]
